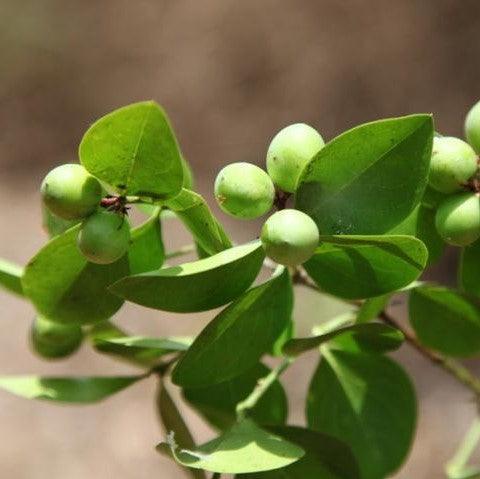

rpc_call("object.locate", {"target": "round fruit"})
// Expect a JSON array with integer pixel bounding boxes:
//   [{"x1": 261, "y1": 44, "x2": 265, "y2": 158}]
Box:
[
  {"x1": 77, "y1": 209, "x2": 130, "y2": 264},
  {"x1": 465, "y1": 100, "x2": 480, "y2": 153},
  {"x1": 266, "y1": 123, "x2": 325, "y2": 193},
  {"x1": 261, "y1": 209, "x2": 320, "y2": 266},
  {"x1": 435, "y1": 192, "x2": 480, "y2": 246},
  {"x1": 214, "y1": 162, "x2": 275, "y2": 219},
  {"x1": 30, "y1": 316, "x2": 83, "y2": 359},
  {"x1": 428, "y1": 136, "x2": 477, "y2": 193},
  {"x1": 41, "y1": 164, "x2": 102, "y2": 220}
]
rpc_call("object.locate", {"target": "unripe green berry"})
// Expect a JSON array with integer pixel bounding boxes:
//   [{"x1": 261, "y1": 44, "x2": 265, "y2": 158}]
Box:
[
  {"x1": 77, "y1": 209, "x2": 130, "y2": 264},
  {"x1": 214, "y1": 162, "x2": 275, "y2": 219},
  {"x1": 465, "y1": 100, "x2": 480, "y2": 153},
  {"x1": 261, "y1": 209, "x2": 319, "y2": 266},
  {"x1": 266, "y1": 123, "x2": 325, "y2": 193},
  {"x1": 30, "y1": 316, "x2": 83, "y2": 359},
  {"x1": 435, "y1": 192, "x2": 480, "y2": 246},
  {"x1": 428, "y1": 137, "x2": 477, "y2": 194},
  {"x1": 41, "y1": 164, "x2": 102, "y2": 220}
]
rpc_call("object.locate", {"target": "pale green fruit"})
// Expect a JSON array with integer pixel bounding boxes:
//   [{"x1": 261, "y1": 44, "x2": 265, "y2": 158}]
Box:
[
  {"x1": 41, "y1": 164, "x2": 102, "y2": 220},
  {"x1": 428, "y1": 137, "x2": 477, "y2": 193},
  {"x1": 214, "y1": 162, "x2": 275, "y2": 219},
  {"x1": 435, "y1": 192, "x2": 480, "y2": 246},
  {"x1": 465, "y1": 100, "x2": 480, "y2": 153},
  {"x1": 261, "y1": 209, "x2": 319, "y2": 266},
  {"x1": 30, "y1": 316, "x2": 83, "y2": 359},
  {"x1": 266, "y1": 123, "x2": 325, "y2": 193},
  {"x1": 77, "y1": 209, "x2": 130, "y2": 264}
]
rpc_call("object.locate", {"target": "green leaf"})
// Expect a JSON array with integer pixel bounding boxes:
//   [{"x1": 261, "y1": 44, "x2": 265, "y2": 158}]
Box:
[
  {"x1": 0, "y1": 258, "x2": 24, "y2": 297},
  {"x1": 128, "y1": 207, "x2": 165, "y2": 274},
  {"x1": 296, "y1": 115, "x2": 433, "y2": 234},
  {"x1": 79, "y1": 101, "x2": 183, "y2": 199},
  {"x1": 355, "y1": 295, "x2": 391, "y2": 324},
  {"x1": 388, "y1": 202, "x2": 445, "y2": 265},
  {"x1": 283, "y1": 323, "x2": 403, "y2": 356},
  {"x1": 157, "y1": 418, "x2": 304, "y2": 474},
  {"x1": 166, "y1": 189, "x2": 232, "y2": 256},
  {"x1": 22, "y1": 226, "x2": 128, "y2": 325},
  {"x1": 307, "y1": 349, "x2": 417, "y2": 479},
  {"x1": 110, "y1": 241, "x2": 264, "y2": 313},
  {"x1": 238, "y1": 426, "x2": 360, "y2": 479},
  {"x1": 0, "y1": 375, "x2": 142, "y2": 403},
  {"x1": 171, "y1": 268, "x2": 292, "y2": 387},
  {"x1": 304, "y1": 235, "x2": 428, "y2": 299},
  {"x1": 459, "y1": 240, "x2": 480, "y2": 298},
  {"x1": 42, "y1": 205, "x2": 79, "y2": 238},
  {"x1": 409, "y1": 286, "x2": 480, "y2": 356},
  {"x1": 183, "y1": 363, "x2": 288, "y2": 430},
  {"x1": 156, "y1": 379, "x2": 206, "y2": 479}
]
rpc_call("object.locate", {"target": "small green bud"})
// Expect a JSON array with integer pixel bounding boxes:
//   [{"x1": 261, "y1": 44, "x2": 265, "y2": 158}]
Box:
[
  {"x1": 266, "y1": 123, "x2": 324, "y2": 193},
  {"x1": 261, "y1": 209, "x2": 319, "y2": 266},
  {"x1": 41, "y1": 164, "x2": 102, "y2": 220},
  {"x1": 77, "y1": 209, "x2": 130, "y2": 264},
  {"x1": 435, "y1": 192, "x2": 480, "y2": 246},
  {"x1": 428, "y1": 137, "x2": 477, "y2": 194},
  {"x1": 30, "y1": 316, "x2": 83, "y2": 359},
  {"x1": 214, "y1": 162, "x2": 275, "y2": 219},
  {"x1": 465, "y1": 100, "x2": 480, "y2": 153}
]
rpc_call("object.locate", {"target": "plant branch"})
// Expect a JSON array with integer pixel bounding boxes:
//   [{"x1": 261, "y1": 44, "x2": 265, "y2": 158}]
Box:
[
  {"x1": 446, "y1": 417, "x2": 480, "y2": 479},
  {"x1": 236, "y1": 357, "x2": 293, "y2": 420},
  {"x1": 165, "y1": 244, "x2": 196, "y2": 260}
]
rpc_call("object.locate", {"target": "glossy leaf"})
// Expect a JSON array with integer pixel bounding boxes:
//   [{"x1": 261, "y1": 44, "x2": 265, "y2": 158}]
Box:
[
  {"x1": 79, "y1": 101, "x2": 183, "y2": 199},
  {"x1": 0, "y1": 258, "x2": 24, "y2": 297},
  {"x1": 409, "y1": 286, "x2": 480, "y2": 356},
  {"x1": 166, "y1": 189, "x2": 232, "y2": 256},
  {"x1": 157, "y1": 419, "x2": 304, "y2": 474},
  {"x1": 0, "y1": 375, "x2": 142, "y2": 403},
  {"x1": 128, "y1": 207, "x2": 165, "y2": 274},
  {"x1": 110, "y1": 241, "x2": 264, "y2": 313},
  {"x1": 172, "y1": 268, "x2": 292, "y2": 387},
  {"x1": 283, "y1": 323, "x2": 403, "y2": 356},
  {"x1": 459, "y1": 240, "x2": 480, "y2": 297},
  {"x1": 296, "y1": 115, "x2": 433, "y2": 234},
  {"x1": 304, "y1": 235, "x2": 427, "y2": 299},
  {"x1": 183, "y1": 363, "x2": 288, "y2": 430},
  {"x1": 22, "y1": 226, "x2": 128, "y2": 325},
  {"x1": 307, "y1": 349, "x2": 416, "y2": 479},
  {"x1": 238, "y1": 426, "x2": 360, "y2": 479}
]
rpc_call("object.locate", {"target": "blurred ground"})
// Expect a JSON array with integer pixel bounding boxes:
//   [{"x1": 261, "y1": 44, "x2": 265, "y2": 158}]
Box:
[{"x1": 1, "y1": 1, "x2": 480, "y2": 477}]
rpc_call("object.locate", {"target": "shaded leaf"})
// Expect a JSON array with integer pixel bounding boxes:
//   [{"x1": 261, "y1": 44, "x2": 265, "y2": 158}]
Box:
[
  {"x1": 111, "y1": 241, "x2": 264, "y2": 313},
  {"x1": 79, "y1": 101, "x2": 183, "y2": 199},
  {"x1": 296, "y1": 115, "x2": 433, "y2": 234},
  {"x1": 355, "y1": 295, "x2": 391, "y2": 324},
  {"x1": 459, "y1": 240, "x2": 480, "y2": 298},
  {"x1": 304, "y1": 235, "x2": 427, "y2": 299},
  {"x1": 42, "y1": 205, "x2": 79, "y2": 238},
  {"x1": 0, "y1": 258, "x2": 24, "y2": 297},
  {"x1": 172, "y1": 268, "x2": 292, "y2": 387},
  {"x1": 22, "y1": 226, "x2": 128, "y2": 325}
]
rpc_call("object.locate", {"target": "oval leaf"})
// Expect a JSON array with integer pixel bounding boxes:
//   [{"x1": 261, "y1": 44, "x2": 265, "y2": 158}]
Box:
[
  {"x1": 22, "y1": 226, "x2": 128, "y2": 325},
  {"x1": 79, "y1": 101, "x2": 183, "y2": 199},
  {"x1": 0, "y1": 258, "x2": 24, "y2": 297},
  {"x1": 303, "y1": 235, "x2": 427, "y2": 299},
  {"x1": 283, "y1": 323, "x2": 403, "y2": 356},
  {"x1": 166, "y1": 189, "x2": 232, "y2": 256},
  {"x1": 183, "y1": 363, "x2": 288, "y2": 430},
  {"x1": 409, "y1": 286, "x2": 480, "y2": 357},
  {"x1": 238, "y1": 426, "x2": 360, "y2": 479},
  {"x1": 110, "y1": 241, "x2": 264, "y2": 313},
  {"x1": 157, "y1": 419, "x2": 304, "y2": 474},
  {"x1": 296, "y1": 115, "x2": 433, "y2": 234},
  {"x1": 0, "y1": 375, "x2": 141, "y2": 403},
  {"x1": 171, "y1": 267, "x2": 292, "y2": 387},
  {"x1": 307, "y1": 349, "x2": 416, "y2": 479},
  {"x1": 459, "y1": 240, "x2": 480, "y2": 297}
]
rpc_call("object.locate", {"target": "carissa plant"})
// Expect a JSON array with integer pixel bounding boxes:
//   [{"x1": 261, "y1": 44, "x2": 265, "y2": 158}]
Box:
[{"x1": 4, "y1": 100, "x2": 480, "y2": 479}]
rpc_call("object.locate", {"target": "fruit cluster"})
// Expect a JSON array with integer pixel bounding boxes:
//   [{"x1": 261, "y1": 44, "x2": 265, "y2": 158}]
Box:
[
  {"x1": 214, "y1": 123, "x2": 323, "y2": 266},
  {"x1": 431, "y1": 102, "x2": 480, "y2": 246},
  {"x1": 41, "y1": 164, "x2": 130, "y2": 264}
]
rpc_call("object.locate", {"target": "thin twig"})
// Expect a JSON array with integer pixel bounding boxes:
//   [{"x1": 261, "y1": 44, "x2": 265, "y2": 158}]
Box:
[
  {"x1": 165, "y1": 244, "x2": 196, "y2": 260},
  {"x1": 446, "y1": 418, "x2": 480, "y2": 478}
]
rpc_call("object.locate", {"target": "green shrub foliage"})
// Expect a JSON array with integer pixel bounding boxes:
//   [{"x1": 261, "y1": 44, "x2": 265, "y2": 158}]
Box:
[{"x1": 3, "y1": 100, "x2": 480, "y2": 478}]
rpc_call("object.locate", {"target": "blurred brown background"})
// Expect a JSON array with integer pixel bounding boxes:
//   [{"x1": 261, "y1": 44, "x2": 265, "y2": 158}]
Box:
[{"x1": 1, "y1": 0, "x2": 480, "y2": 477}]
